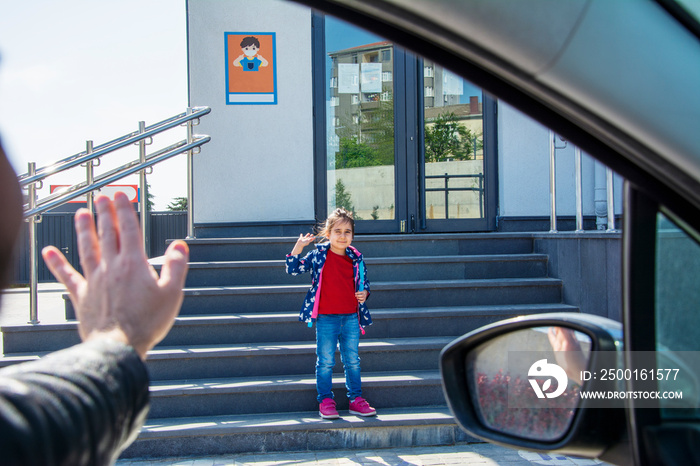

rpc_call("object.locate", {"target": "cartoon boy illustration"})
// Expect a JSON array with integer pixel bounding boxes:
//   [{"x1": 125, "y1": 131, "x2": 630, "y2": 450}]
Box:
[{"x1": 233, "y1": 36, "x2": 269, "y2": 71}]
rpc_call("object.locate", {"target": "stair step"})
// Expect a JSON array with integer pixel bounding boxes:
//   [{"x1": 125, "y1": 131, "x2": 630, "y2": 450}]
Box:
[
  {"x1": 0, "y1": 337, "x2": 451, "y2": 379},
  {"x1": 148, "y1": 371, "x2": 444, "y2": 418},
  {"x1": 156, "y1": 253, "x2": 549, "y2": 287},
  {"x1": 145, "y1": 337, "x2": 454, "y2": 380},
  {"x1": 179, "y1": 233, "x2": 535, "y2": 262},
  {"x1": 63, "y1": 277, "x2": 564, "y2": 318},
  {"x1": 1, "y1": 303, "x2": 577, "y2": 354},
  {"x1": 120, "y1": 406, "x2": 476, "y2": 459},
  {"x1": 171, "y1": 278, "x2": 563, "y2": 315},
  {"x1": 162, "y1": 302, "x2": 575, "y2": 345}
]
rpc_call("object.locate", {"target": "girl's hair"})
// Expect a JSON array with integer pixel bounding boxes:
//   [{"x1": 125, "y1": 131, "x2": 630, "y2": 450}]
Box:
[{"x1": 318, "y1": 208, "x2": 355, "y2": 239}]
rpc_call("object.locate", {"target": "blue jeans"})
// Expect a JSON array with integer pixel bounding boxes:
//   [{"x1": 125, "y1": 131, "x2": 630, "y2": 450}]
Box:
[{"x1": 315, "y1": 313, "x2": 362, "y2": 402}]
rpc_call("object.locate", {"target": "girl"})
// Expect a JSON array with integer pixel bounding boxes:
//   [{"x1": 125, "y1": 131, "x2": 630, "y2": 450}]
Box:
[{"x1": 285, "y1": 208, "x2": 375, "y2": 419}]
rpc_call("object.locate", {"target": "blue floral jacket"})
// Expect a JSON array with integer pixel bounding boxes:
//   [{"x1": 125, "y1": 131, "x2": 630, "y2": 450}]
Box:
[{"x1": 285, "y1": 242, "x2": 372, "y2": 331}]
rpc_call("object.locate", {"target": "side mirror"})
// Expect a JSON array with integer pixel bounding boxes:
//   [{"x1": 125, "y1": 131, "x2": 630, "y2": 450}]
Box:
[{"x1": 440, "y1": 312, "x2": 628, "y2": 462}]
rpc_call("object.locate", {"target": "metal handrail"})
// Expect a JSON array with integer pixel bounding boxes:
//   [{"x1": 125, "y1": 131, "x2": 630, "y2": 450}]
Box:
[
  {"x1": 24, "y1": 139, "x2": 205, "y2": 218},
  {"x1": 549, "y1": 131, "x2": 618, "y2": 232},
  {"x1": 20, "y1": 107, "x2": 211, "y2": 324},
  {"x1": 18, "y1": 108, "x2": 210, "y2": 188}
]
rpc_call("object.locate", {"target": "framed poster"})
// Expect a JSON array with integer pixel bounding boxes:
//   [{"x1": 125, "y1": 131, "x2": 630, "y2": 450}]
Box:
[{"x1": 225, "y1": 32, "x2": 277, "y2": 105}]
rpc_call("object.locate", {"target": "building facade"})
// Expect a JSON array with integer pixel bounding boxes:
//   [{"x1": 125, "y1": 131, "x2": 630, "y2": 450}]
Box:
[{"x1": 187, "y1": 0, "x2": 622, "y2": 238}]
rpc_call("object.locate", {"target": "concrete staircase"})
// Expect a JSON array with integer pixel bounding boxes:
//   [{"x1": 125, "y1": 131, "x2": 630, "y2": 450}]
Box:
[{"x1": 0, "y1": 233, "x2": 578, "y2": 459}]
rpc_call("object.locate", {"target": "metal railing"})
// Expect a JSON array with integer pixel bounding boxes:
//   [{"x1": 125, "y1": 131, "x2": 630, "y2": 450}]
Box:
[
  {"x1": 19, "y1": 107, "x2": 211, "y2": 324},
  {"x1": 424, "y1": 133, "x2": 618, "y2": 230},
  {"x1": 548, "y1": 130, "x2": 618, "y2": 233},
  {"x1": 425, "y1": 173, "x2": 485, "y2": 219}
]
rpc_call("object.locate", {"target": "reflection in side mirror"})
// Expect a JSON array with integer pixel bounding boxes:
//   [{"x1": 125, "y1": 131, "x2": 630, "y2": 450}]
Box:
[
  {"x1": 440, "y1": 312, "x2": 626, "y2": 462},
  {"x1": 466, "y1": 326, "x2": 591, "y2": 441}
]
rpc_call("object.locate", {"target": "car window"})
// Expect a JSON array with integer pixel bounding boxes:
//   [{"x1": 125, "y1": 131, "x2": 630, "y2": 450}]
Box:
[
  {"x1": 654, "y1": 210, "x2": 700, "y2": 418},
  {"x1": 671, "y1": 0, "x2": 700, "y2": 25}
]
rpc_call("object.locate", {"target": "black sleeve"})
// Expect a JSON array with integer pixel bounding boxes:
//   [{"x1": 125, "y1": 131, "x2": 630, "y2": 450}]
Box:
[{"x1": 0, "y1": 339, "x2": 150, "y2": 466}]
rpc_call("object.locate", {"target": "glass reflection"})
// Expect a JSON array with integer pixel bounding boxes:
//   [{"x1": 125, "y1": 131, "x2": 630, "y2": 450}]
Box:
[
  {"x1": 325, "y1": 17, "x2": 395, "y2": 220},
  {"x1": 423, "y1": 60, "x2": 484, "y2": 220},
  {"x1": 466, "y1": 326, "x2": 592, "y2": 441},
  {"x1": 655, "y1": 212, "x2": 700, "y2": 417}
]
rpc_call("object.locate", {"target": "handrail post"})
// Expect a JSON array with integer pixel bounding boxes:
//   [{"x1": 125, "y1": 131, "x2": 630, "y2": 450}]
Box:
[
  {"x1": 186, "y1": 107, "x2": 196, "y2": 239},
  {"x1": 27, "y1": 162, "x2": 40, "y2": 324},
  {"x1": 575, "y1": 147, "x2": 584, "y2": 233},
  {"x1": 479, "y1": 173, "x2": 484, "y2": 218},
  {"x1": 444, "y1": 173, "x2": 449, "y2": 219},
  {"x1": 138, "y1": 121, "x2": 149, "y2": 254},
  {"x1": 606, "y1": 168, "x2": 617, "y2": 232},
  {"x1": 85, "y1": 140, "x2": 95, "y2": 213},
  {"x1": 549, "y1": 131, "x2": 557, "y2": 233}
]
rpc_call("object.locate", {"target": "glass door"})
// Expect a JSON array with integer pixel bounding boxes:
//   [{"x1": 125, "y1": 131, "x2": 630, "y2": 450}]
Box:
[
  {"x1": 324, "y1": 16, "x2": 399, "y2": 233},
  {"x1": 319, "y1": 15, "x2": 496, "y2": 233},
  {"x1": 419, "y1": 60, "x2": 495, "y2": 232}
]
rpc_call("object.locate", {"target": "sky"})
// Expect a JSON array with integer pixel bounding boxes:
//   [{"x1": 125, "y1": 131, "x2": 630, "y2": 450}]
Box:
[{"x1": 0, "y1": 0, "x2": 189, "y2": 210}]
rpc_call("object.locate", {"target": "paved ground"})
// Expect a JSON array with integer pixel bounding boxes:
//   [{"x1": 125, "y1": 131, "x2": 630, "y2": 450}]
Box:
[
  {"x1": 2, "y1": 286, "x2": 610, "y2": 466},
  {"x1": 115, "y1": 443, "x2": 606, "y2": 466},
  {"x1": 0, "y1": 282, "x2": 68, "y2": 325},
  {"x1": 0, "y1": 283, "x2": 69, "y2": 353}
]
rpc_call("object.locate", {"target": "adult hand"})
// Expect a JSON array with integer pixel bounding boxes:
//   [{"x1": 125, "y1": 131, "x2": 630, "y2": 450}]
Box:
[
  {"x1": 548, "y1": 326, "x2": 587, "y2": 385},
  {"x1": 42, "y1": 193, "x2": 189, "y2": 360}
]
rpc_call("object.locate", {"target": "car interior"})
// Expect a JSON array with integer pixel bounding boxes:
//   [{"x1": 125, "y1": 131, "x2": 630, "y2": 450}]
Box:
[{"x1": 289, "y1": 1, "x2": 700, "y2": 464}]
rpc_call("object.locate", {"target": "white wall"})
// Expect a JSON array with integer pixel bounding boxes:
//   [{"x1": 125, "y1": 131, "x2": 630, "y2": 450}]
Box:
[
  {"x1": 187, "y1": 0, "x2": 314, "y2": 224},
  {"x1": 498, "y1": 102, "x2": 623, "y2": 220}
]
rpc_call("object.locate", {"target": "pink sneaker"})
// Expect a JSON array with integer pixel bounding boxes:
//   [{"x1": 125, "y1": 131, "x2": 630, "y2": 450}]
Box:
[
  {"x1": 349, "y1": 397, "x2": 376, "y2": 417},
  {"x1": 319, "y1": 398, "x2": 339, "y2": 419}
]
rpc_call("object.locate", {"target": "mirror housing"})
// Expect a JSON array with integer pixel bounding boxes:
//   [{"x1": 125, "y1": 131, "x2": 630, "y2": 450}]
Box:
[{"x1": 440, "y1": 312, "x2": 628, "y2": 462}]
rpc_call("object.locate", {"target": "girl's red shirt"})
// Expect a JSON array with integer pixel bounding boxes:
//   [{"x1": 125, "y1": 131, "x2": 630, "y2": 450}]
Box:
[{"x1": 318, "y1": 250, "x2": 357, "y2": 315}]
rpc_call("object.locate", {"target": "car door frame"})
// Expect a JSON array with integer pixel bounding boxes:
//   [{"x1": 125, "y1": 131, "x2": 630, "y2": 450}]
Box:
[
  {"x1": 623, "y1": 184, "x2": 662, "y2": 466},
  {"x1": 623, "y1": 183, "x2": 700, "y2": 466}
]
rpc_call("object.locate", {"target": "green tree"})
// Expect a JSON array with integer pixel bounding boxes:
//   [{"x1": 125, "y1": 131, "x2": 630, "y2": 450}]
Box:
[
  {"x1": 142, "y1": 182, "x2": 155, "y2": 211},
  {"x1": 365, "y1": 100, "x2": 395, "y2": 166},
  {"x1": 336, "y1": 137, "x2": 380, "y2": 169},
  {"x1": 333, "y1": 99, "x2": 395, "y2": 168},
  {"x1": 167, "y1": 197, "x2": 188, "y2": 211},
  {"x1": 333, "y1": 179, "x2": 361, "y2": 220},
  {"x1": 424, "y1": 112, "x2": 482, "y2": 162},
  {"x1": 147, "y1": 190, "x2": 155, "y2": 211}
]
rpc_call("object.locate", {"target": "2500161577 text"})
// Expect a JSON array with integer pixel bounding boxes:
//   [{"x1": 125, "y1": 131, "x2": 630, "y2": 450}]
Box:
[{"x1": 581, "y1": 369, "x2": 680, "y2": 382}]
